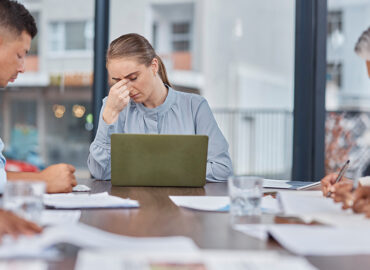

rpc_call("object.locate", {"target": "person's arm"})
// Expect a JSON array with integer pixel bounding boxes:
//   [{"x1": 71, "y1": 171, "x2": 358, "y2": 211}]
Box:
[
  {"x1": 7, "y1": 163, "x2": 77, "y2": 193},
  {"x1": 88, "y1": 80, "x2": 130, "y2": 180},
  {"x1": 87, "y1": 102, "x2": 120, "y2": 180},
  {"x1": 0, "y1": 210, "x2": 42, "y2": 237},
  {"x1": 87, "y1": 120, "x2": 113, "y2": 180},
  {"x1": 194, "y1": 99, "x2": 233, "y2": 182}
]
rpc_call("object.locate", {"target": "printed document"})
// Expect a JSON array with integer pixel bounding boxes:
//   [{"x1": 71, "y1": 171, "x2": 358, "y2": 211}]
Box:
[{"x1": 43, "y1": 192, "x2": 139, "y2": 209}]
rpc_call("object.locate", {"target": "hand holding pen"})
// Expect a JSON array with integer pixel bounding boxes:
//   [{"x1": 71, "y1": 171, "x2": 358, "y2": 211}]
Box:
[{"x1": 321, "y1": 160, "x2": 350, "y2": 197}]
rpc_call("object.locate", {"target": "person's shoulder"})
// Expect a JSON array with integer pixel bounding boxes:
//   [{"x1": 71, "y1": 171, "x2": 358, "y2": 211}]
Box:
[{"x1": 172, "y1": 89, "x2": 206, "y2": 107}]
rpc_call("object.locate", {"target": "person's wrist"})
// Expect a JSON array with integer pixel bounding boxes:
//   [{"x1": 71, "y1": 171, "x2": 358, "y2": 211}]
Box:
[
  {"x1": 35, "y1": 171, "x2": 47, "y2": 182},
  {"x1": 103, "y1": 106, "x2": 119, "y2": 124}
]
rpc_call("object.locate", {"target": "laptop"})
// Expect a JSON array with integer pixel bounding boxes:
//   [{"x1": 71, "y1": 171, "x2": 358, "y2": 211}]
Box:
[{"x1": 111, "y1": 134, "x2": 208, "y2": 187}]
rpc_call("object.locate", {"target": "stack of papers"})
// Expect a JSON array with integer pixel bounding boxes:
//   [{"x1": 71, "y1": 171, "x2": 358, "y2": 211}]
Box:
[
  {"x1": 43, "y1": 192, "x2": 139, "y2": 209},
  {"x1": 277, "y1": 190, "x2": 370, "y2": 226},
  {"x1": 0, "y1": 223, "x2": 197, "y2": 258},
  {"x1": 269, "y1": 225, "x2": 370, "y2": 256},
  {"x1": 75, "y1": 250, "x2": 317, "y2": 270},
  {"x1": 169, "y1": 195, "x2": 281, "y2": 214}
]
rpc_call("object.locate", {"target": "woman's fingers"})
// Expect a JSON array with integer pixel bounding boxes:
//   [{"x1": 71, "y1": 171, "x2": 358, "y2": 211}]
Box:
[
  {"x1": 112, "y1": 79, "x2": 129, "y2": 91},
  {"x1": 353, "y1": 198, "x2": 368, "y2": 213},
  {"x1": 321, "y1": 173, "x2": 338, "y2": 196}
]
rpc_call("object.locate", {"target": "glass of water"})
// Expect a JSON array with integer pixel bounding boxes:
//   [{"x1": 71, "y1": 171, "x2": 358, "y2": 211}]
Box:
[
  {"x1": 3, "y1": 181, "x2": 46, "y2": 223},
  {"x1": 228, "y1": 175, "x2": 263, "y2": 227}
]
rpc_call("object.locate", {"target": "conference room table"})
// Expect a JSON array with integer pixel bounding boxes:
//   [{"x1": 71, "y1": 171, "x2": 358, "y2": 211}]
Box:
[{"x1": 48, "y1": 179, "x2": 370, "y2": 270}]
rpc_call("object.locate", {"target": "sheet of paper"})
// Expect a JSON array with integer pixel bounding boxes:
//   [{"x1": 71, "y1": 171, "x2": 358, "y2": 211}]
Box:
[
  {"x1": 269, "y1": 224, "x2": 370, "y2": 256},
  {"x1": 264, "y1": 179, "x2": 320, "y2": 190},
  {"x1": 0, "y1": 223, "x2": 197, "y2": 258},
  {"x1": 43, "y1": 192, "x2": 139, "y2": 209},
  {"x1": 40, "y1": 210, "x2": 81, "y2": 226},
  {"x1": 75, "y1": 250, "x2": 317, "y2": 270},
  {"x1": 278, "y1": 191, "x2": 370, "y2": 227},
  {"x1": 278, "y1": 191, "x2": 345, "y2": 222},
  {"x1": 169, "y1": 195, "x2": 281, "y2": 214},
  {"x1": 169, "y1": 196, "x2": 230, "y2": 211},
  {"x1": 72, "y1": 184, "x2": 91, "y2": 192},
  {"x1": 233, "y1": 224, "x2": 269, "y2": 240},
  {"x1": 0, "y1": 260, "x2": 47, "y2": 270}
]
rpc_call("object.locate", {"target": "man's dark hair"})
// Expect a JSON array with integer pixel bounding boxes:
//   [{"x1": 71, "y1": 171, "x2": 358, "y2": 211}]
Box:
[{"x1": 0, "y1": 0, "x2": 37, "y2": 38}]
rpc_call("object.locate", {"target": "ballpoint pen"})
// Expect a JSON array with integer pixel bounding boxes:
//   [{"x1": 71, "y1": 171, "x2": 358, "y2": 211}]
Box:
[{"x1": 327, "y1": 160, "x2": 350, "y2": 198}]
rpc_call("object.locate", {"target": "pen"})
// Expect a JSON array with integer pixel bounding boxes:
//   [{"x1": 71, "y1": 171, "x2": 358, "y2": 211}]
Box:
[{"x1": 326, "y1": 160, "x2": 350, "y2": 198}]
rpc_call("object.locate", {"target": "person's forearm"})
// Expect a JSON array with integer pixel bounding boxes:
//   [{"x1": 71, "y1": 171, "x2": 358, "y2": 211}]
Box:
[{"x1": 7, "y1": 171, "x2": 42, "y2": 181}]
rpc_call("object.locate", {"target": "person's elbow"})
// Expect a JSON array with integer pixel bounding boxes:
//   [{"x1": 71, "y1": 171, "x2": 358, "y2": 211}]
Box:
[
  {"x1": 87, "y1": 155, "x2": 110, "y2": 180},
  {"x1": 206, "y1": 161, "x2": 233, "y2": 182}
]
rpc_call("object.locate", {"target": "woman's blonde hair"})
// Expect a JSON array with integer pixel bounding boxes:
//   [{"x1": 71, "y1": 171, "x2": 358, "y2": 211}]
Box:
[{"x1": 107, "y1": 33, "x2": 171, "y2": 86}]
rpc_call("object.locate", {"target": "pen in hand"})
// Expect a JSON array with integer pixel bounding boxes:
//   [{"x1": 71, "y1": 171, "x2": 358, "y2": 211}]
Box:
[{"x1": 326, "y1": 160, "x2": 350, "y2": 198}]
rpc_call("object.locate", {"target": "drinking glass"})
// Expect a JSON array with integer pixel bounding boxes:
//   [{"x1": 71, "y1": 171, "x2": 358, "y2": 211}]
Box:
[
  {"x1": 228, "y1": 175, "x2": 263, "y2": 227},
  {"x1": 3, "y1": 181, "x2": 45, "y2": 223}
]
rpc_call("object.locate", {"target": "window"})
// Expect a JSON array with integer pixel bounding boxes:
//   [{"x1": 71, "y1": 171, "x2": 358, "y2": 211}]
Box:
[
  {"x1": 325, "y1": 1, "x2": 370, "y2": 178},
  {"x1": 111, "y1": 0, "x2": 296, "y2": 178},
  {"x1": 171, "y1": 22, "x2": 191, "y2": 52},
  {"x1": 327, "y1": 62, "x2": 342, "y2": 89},
  {"x1": 49, "y1": 21, "x2": 94, "y2": 53},
  {"x1": 151, "y1": 3, "x2": 195, "y2": 71},
  {"x1": 152, "y1": 23, "x2": 158, "y2": 50},
  {"x1": 327, "y1": 11, "x2": 342, "y2": 36},
  {"x1": 29, "y1": 12, "x2": 39, "y2": 55}
]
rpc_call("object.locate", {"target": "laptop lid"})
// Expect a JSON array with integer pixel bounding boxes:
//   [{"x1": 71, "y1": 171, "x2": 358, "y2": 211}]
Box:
[{"x1": 111, "y1": 134, "x2": 208, "y2": 187}]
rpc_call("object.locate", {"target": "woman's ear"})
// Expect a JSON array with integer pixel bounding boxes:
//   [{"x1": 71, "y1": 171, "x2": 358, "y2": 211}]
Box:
[{"x1": 151, "y1": 58, "x2": 159, "y2": 76}]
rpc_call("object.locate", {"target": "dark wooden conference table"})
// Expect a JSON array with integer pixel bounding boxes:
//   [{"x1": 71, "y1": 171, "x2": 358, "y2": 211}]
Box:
[{"x1": 49, "y1": 179, "x2": 370, "y2": 270}]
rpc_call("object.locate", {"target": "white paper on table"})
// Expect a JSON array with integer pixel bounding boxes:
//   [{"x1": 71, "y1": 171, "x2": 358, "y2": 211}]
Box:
[
  {"x1": 0, "y1": 223, "x2": 197, "y2": 259},
  {"x1": 0, "y1": 260, "x2": 47, "y2": 270},
  {"x1": 278, "y1": 191, "x2": 346, "y2": 222},
  {"x1": 72, "y1": 185, "x2": 91, "y2": 192},
  {"x1": 269, "y1": 224, "x2": 370, "y2": 256},
  {"x1": 278, "y1": 191, "x2": 370, "y2": 226},
  {"x1": 43, "y1": 192, "x2": 139, "y2": 209},
  {"x1": 75, "y1": 249, "x2": 317, "y2": 270},
  {"x1": 233, "y1": 224, "x2": 269, "y2": 240},
  {"x1": 169, "y1": 195, "x2": 281, "y2": 214},
  {"x1": 169, "y1": 196, "x2": 230, "y2": 211},
  {"x1": 40, "y1": 210, "x2": 81, "y2": 226}
]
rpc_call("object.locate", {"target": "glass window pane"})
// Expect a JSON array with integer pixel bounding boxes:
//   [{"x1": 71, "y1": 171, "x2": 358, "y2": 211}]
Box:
[
  {"x1": 110, "y1": 0, "x2": 296, "y2": 179},
  {"x1": 65, "y1": 22, "x2": 86, "y2": 50},
  {"x1": 1, "y1": 0, "x2": 94, "y2": 177},
  {"x1": 325, "y1": 0, "x2": 370, "y2": 177}
]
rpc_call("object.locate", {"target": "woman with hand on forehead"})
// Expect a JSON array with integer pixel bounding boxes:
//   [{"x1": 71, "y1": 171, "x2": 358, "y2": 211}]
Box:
[{"x1": 88, "y1": 33, "x2": 233, "y2": 182}]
